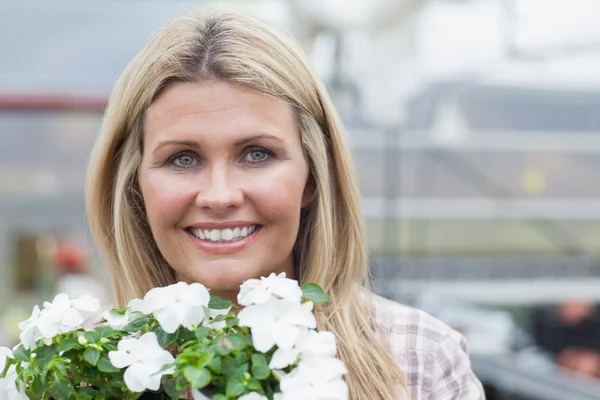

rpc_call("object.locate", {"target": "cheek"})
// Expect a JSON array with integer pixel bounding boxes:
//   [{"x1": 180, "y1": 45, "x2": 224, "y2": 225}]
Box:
[
  {"x1": 140, "y1": 171, "x2": 194, "y2": 226},
  {"x1": 245, "y1": 166, "x2": 308, "y2": 222}
]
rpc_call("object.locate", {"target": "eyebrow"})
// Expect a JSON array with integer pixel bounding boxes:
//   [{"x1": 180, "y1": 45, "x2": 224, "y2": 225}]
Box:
[
  {"x1": 153, "y1": 134, "x2": 284, "y2": 153},
  {"x1": 234, "y1": 134, "x2": 284, "y2": 146}
]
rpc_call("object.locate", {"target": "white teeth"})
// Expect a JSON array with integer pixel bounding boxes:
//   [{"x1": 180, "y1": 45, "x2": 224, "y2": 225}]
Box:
[
  {"x1": 221, "y1": 228, "x2": 233, "y2": 241},
  {"x1": 190, "y1": 225, "x2": 257, "y2": 242}
]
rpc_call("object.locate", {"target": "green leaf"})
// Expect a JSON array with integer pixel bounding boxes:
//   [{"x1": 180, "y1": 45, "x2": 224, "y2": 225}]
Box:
[
  {"x1": 123, "y1": 314, "x2": 154, "y2": 332},
  {"x1": 31, "y1": 376, "x2": 44, "y2": 394},
  {"x1": 251, "y1": 354, "x2": 270, "y2": 380},
  {"x1": 226, "y1": 317, "x2": 239, "y2": 328},
  {"x1": 177, "y1": 328, "x2": 196, "y2": 343},
  {"x1": 220, "y1": 335, "x2": 247, "y2": 351},
  {"x1": 235, "y1": 350, "x2": 249, "y2": 364},
  {"x1": 12, "y1": 345, "x2": 29, "y2": 363},
  {"x1": 57, "y1": 337, "x2": 78, "y2": 352},
  {"x1": 209, "y1": 296, "x2": 234, "y2": 310},
  {"x1": 83, "y1": 348, "x2": 101, "y2": 366},
  {"x1": 155, "y1": 326, "x2": 179, "y2": 347},
  {"x1": 213, "y1": 395, "x2": 228, "y2": 400},
  {"x1": 222, "y1": 358, "x2": 237, "y2": 378},
  {"x1": 97, "y1": 355, "x2": 121, "y2": 373},
  {"x1": 95, "y1": 325, "x2": 115, "y2": 338},
  {"x1": 251, "y1": 363, "x2": 270, "y2": 380},
  {"x1": 301, "y1": 282, "x2": 331, "y2": 303},
  {"x1": 183, "y1": 367, "x2": 212, "y2": 390},
  {"x1": 163, "y1": 379, "x2": 183, "y2": 399},
  {"x1": 55, "y1": 361, "x2": 68, "y2": 375},
  {"x1": 84, "y1": 330, "x2": 100, "y2": 343},
  {"x1": 196, "y1": 326, "x2": 211, "y2": 341},
  {"x1": 52, "y1": 379, "x2": 73, "y2": 399},
  {"x1": 247, "y1": 379, "x2": 262, "y2": 391},
  {"x1": 36, "y1": 344, "x2": 57, "y2": 365},
  {"x1": 226, "y1": 379, "x2": 245, "y2": 398},
  {"x1": 208, "y1": 355, "x2": 222, "y2": 374},
  {"x1": 235, "y1": 363, "x2": 249, "y2": 377}
]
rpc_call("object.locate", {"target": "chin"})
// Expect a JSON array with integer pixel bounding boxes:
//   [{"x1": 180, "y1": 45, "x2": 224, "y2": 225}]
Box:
[{"x1": 182, "y1": 263, "x2": 261, "y2": 292}]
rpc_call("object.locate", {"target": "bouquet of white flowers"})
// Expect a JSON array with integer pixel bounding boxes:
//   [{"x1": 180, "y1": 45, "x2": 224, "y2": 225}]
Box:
[{"x1": 0, "y1": 273, "x2": 348, "y2": 400}]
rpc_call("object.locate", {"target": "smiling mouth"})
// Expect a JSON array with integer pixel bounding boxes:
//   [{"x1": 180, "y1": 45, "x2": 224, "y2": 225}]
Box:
[{"x1": 185, "y1": 225, "x2": 260, "y2": 243}]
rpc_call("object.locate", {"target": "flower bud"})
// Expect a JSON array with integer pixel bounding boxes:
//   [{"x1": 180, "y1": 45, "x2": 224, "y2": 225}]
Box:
[{"x1": 78, "y1": 336, "x2": 88, "y2": 345}]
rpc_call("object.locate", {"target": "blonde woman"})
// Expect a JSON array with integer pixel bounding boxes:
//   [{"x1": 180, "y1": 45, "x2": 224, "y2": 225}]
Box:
[{"x1": 86, "y1": 10, "x2": 485, "y2": 400}]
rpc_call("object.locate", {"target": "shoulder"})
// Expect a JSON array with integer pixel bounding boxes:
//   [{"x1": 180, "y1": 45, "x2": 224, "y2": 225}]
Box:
[{"x1": 369, "y1": 293, "x2": 486, "y2": 400}]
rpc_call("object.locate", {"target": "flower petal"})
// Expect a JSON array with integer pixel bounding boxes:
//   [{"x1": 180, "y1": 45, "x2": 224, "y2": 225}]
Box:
[
  {"x1": 108, "y1": 350, "x2": 135, "y2": 368},
  {"x1": 238, "y1": 304, "x2": 275, "y2": 329},
  {"x1": 314, "y1": 379, "x2": 349, "y2": 400},
  {"x1": 280, "y1": 302, "x2": 316, "y2": 329},
  {"x1": 143, "y1": 285, "x2": 175, "y2": 312},
  {"x1": 154, "y1": 304, "x2": 186, "y2": 334},
  {"x1": 103, "y1": 310, "x2": 130, "y2": 329},
  {"x1": 191, "y1": 389, "x2": 212, "y2": 400},
  {"x1": 128, "y1": 299, "x2": 148, "y2": 314},
  {"x1": 59, "y1": 308, "x2": 84, "y2": 330},
  {"x1": 0, "y1": 347, "x2": 11, "y2": 373},
  {"x1": 181, "y1": 305, "x2": 206, "y2": 330},
  {"x1": 181, "y1": 283, "x2": 210, "y2": 307},
  {"x1": 250, "y1": 326, "x2": 276, "y2": 353},
  {"x1": 72, "y1": 295, "x2": 100, "y2": 313},
  {"x1": 19, "y1": 327, "x2": 38, "y2": 350},
  {"x1": 239, "y1": 393, "x2": 269, "y2": 400},
  {"x1": 302, "y1": 330, "x2": 337, "y2": 358},
  {"x1": 269, "y1": 348, "x2": 300, "y2": 369},
  {"x1": 123, "y1": 363, "x2": 153, "y2": 392},
  {"x1": 272, "y1": 323, "x2": 300, "y2": 351}
]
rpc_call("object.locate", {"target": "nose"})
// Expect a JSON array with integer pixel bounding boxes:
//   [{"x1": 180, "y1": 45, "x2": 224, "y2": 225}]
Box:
[{"x1": 195, "y1": 165, "x2": 244, "y2": 214}]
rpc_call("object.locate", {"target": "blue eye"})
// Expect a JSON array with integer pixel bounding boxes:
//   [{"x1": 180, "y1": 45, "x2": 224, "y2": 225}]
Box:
[
  {"x1": 245, "y1": 149, "x2": 270, "y2": 163},
  {"x1": 170, "y1": 152, "x2": 198, "y2": 168}
]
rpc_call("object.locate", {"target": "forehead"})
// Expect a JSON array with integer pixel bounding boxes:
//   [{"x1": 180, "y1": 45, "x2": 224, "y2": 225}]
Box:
[{"x1": 144, "y1": 81, "x2": 298, "y2": 142}]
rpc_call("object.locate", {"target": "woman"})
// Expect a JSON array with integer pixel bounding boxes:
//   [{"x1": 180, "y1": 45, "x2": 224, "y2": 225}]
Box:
[{"x1": 86, "y1": 10, "x2": 485, "y2": 400}]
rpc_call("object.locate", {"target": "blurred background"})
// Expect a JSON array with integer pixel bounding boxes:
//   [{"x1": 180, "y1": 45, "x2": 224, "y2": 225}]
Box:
[{"x1": 2, "y1": 0, "x2": 600, "y2": 398}]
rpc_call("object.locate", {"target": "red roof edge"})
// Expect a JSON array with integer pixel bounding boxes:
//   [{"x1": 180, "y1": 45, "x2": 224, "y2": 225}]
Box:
[{"x1": 0, "y1": 93, "x2": 107, "y2": 112}]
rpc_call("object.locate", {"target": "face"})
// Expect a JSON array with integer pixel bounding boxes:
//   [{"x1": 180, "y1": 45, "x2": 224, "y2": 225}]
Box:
[{"x1": 139, "y1": 81, "x2": 311, "y2": 299}]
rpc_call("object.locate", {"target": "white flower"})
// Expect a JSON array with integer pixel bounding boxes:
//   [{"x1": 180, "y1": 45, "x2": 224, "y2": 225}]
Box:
[
  {"x1": 18, "y1": 305, "x2": 45, "y2": 350},
  {"x1": 202, "y1": 306, "x2": 231, "y2": 331},
  {"x1": 18, "y1": 293, "x2": 101, "y2": 349},
  {"x1": 102, "y1": 309, "x2": 131, "y2": 330},
  {"x1": 239, "y1": 393, "x2": 268, "y2": 400},
  {"x1": 103, "y1": 298, "x2": 148, "y2": 330},
  {"x1": 71, "y1": 294, "x2": 101, "y2": 313},
  {"x1": 238, "y1": 299, "x2": 316, "y2": 352},
  {"x1": 0, "y1": 365, "x2": 29, "y2": 400},
  {"x1": 108, "y1": 332, "x2": 175, "y2": 392},
  {"x1": 277, "y1": 356, "x2": 348, "y2": 400},
  {"x1": 0, "y1": 347, "x2": 12, "y2": 373},
  {"x1": 191, "y1": 389, "x2": 211, "y2": 400},
  {"x1": 238, "y1": 273, "x2": 303, "y2": 306},
  {"x1": 269, "y1": 329, "x2": 337, "y2": 369},
  {"x1": 141, "y1": 282, "x2": 210, "y2": 334}
]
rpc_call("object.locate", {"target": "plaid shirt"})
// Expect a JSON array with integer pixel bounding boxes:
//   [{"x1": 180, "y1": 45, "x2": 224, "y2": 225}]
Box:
[{"x1": 370, "y1": 294, "x2": 486, "y2": 400}]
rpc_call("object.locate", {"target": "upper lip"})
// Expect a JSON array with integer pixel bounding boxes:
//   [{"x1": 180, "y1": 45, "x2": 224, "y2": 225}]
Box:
[{"x1": 186, "y1": 221, "x2": 260, "y2": 230}]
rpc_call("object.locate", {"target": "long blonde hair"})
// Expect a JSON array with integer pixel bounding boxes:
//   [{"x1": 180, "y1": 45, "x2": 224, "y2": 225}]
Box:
[{"x1": 86, "y1": 10, "x2": 406, "y2": 399}]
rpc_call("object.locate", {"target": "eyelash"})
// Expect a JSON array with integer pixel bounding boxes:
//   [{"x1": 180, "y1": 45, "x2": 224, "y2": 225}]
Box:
[{"x1": 166, "y1": 147, "x2": 275, "y2": 169}]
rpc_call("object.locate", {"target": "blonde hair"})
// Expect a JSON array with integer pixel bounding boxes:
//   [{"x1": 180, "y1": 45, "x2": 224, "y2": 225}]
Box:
[{"x1": 86, "y1": 10, "x2": 406, "y2": 399}]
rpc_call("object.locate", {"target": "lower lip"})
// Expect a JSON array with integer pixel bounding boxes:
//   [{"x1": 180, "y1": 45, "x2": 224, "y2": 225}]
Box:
[{"x1": 185, "y1": 227, "x2": 261, "y2": 255}]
